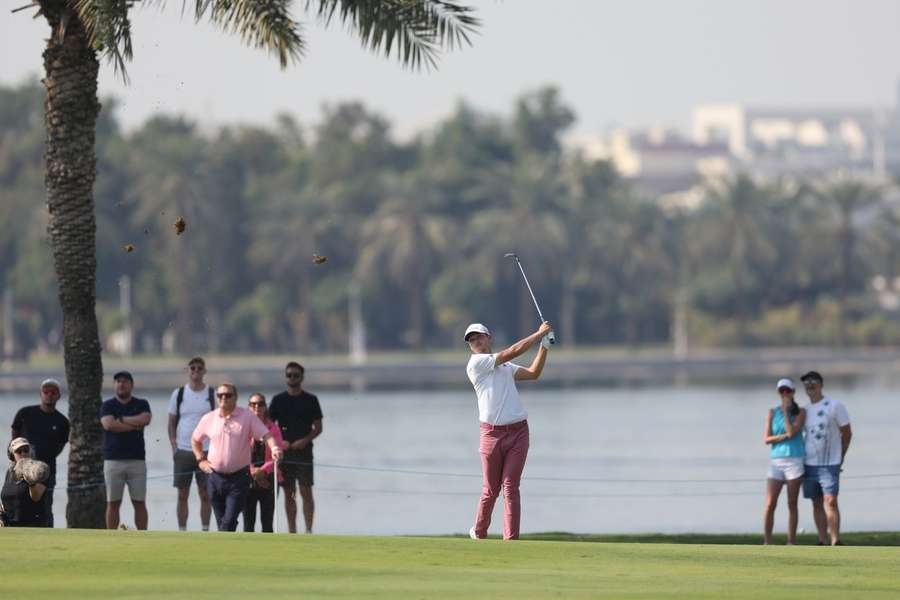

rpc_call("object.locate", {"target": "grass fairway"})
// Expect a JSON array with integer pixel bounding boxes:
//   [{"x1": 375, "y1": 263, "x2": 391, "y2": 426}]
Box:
[{"x1": 6, "y1": 529, "x2": 900, "y2": 599}]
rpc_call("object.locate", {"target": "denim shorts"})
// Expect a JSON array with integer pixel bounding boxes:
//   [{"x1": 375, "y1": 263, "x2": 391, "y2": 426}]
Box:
[{"x1": 802, "y1": 464, "x2": 841, "y2": 498}]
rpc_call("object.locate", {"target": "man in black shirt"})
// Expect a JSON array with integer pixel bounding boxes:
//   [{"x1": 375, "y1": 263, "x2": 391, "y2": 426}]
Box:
[
  {"x1": 269, "y1": 362, "x2": 323, "y2": 534},
  {"x1": 10, "y1": 378, "x2": 70, "y2": 527}
]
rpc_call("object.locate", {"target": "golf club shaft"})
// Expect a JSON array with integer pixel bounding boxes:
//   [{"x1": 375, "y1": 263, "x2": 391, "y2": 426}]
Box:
[{"x1": 513, "y1": 258, "x2": 556, "y2": 344}]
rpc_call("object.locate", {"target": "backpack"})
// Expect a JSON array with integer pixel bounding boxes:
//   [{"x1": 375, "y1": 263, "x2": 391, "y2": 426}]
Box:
[{"x1": 176, "y1": 385, "x2": 215, "y2": 419}]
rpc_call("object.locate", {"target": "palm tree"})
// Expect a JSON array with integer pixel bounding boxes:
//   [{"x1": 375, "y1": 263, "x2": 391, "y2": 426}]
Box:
[
  {"x1": 702, "y1": 174, "x2": 777, "y2": 345},
  {"x1": 28, "y1": 0, "x2": 478, "y2": 527},
  {"x1": 356, "y1": 171, "x2": 454, "y2": 348},
  {"x1": 810, "y1": 175, "x2": 882, "y2": 344}
]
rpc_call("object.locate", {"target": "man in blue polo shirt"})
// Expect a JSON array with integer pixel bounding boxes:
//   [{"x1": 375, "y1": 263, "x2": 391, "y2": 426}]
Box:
[{"x1": 100, "y1": 371, "x2": 152, "y2": 530}]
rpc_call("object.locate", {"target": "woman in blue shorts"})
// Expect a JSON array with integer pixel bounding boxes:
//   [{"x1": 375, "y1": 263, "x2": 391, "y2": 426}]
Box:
[{"x1": 763, "y1": 378, "x2": 806, "y2": 545}]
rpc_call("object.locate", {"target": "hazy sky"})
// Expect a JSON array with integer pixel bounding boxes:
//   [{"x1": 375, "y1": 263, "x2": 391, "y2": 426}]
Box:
[{"x1": 3, "y1": 0, "x2": 900, "y2": 136}]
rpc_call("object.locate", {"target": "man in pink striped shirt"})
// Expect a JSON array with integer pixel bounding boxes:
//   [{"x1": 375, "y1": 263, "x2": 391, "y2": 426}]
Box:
[{"x1": 192, "y1": 383, "x2": 283, "y2": 531}]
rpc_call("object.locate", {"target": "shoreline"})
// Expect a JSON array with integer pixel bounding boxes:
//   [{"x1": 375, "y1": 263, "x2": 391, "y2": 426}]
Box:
[{"x1": 2, "y1": 346, "x2": 900, "y2": 392}]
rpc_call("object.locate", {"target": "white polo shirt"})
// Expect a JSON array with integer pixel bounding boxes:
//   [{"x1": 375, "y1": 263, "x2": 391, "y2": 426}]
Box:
[{"x1": 466, "y1": 353, "x2": 527, "y2": 425}]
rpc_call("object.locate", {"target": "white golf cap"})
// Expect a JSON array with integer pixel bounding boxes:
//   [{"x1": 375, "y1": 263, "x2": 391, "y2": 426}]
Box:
[
  {"x1": 40, "y1": 378, "x2": 61, "y2": 390},
  {"x1": 776, "y1": 378, "x2": 795, "y2": 391},
  {"x1": 464, "y1": 323, "x2": 491, "y2": 341}
]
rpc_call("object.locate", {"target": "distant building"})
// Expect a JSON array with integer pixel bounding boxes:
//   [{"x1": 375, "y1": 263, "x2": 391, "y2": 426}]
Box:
[
  {"x1": 692, "y1": 103, "x2": 893, "y2": 178},
  {"x1": 579, "y1": 127, "x2": 732, "y2": 196}
]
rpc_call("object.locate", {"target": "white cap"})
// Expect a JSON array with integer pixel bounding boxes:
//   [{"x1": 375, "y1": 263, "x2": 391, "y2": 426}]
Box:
[
  {"x1": 40, "y1": 378, "x2": 61, "y2": 390},
  {"x1": 464, "y1": 323, "x2": 491, "y2": 341},
  {"x1": 776, "y1": 378, "x2": 795, "y2": 391}
]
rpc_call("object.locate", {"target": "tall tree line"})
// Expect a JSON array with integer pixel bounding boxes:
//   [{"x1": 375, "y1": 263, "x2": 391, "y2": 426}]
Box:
[{"x1": 3, "y1": 80, "x2": 900, "y2": 356}]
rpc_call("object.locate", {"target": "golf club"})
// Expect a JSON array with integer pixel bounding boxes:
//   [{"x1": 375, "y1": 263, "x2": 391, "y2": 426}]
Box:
[{"x1": 504, "y1": 253, "x2": 556, "y2": 344}]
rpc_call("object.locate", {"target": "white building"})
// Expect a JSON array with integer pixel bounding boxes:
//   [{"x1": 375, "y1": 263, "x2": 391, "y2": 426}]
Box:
[
  {"x1": 588, "y1": 127, "x2": 732, "y2": 196},
  {"x1": 692, "y1": 104, "x2": 889, "y2": 178}
]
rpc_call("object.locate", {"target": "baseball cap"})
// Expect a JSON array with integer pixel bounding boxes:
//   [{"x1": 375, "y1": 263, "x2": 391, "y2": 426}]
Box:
[
  {"x1": 112, "y1": 371, "x2": 134, "y2": 383},
  {"x1": 775, "y1": 378, "x2": 795, "y2": 391},
  {"x1": 9, "y1": 437, "x2": 30, "y2": 457},
  {"x1": 40, "y1": 378, "x2": 61, "y2": 390},
  {"x1": 464, "y1": 323, "x2": 491, "y2": 341},
  {"x1": 800, "y1": 370, "x2": 823, "y2": 384}
]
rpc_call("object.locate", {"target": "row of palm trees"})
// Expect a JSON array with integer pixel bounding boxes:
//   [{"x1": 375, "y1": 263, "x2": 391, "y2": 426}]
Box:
[{"x1": 4, "y1": 81, "x2": 900, "y2": 359}]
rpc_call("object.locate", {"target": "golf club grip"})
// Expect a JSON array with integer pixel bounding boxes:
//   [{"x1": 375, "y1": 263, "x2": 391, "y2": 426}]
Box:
[{"x1": 548, "y1": 330, "x2": 556, "y2": 344}]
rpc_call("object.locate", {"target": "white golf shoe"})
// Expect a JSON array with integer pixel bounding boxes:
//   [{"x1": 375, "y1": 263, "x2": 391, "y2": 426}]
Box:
[{"x1": 469, "y1": 526, "x2": 479, "y2": 540}]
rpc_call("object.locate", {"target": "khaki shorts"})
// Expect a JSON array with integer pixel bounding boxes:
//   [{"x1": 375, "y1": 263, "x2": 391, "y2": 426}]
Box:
[{"x1": 104, "y1": 460, "x2": 148, "y2": 502}]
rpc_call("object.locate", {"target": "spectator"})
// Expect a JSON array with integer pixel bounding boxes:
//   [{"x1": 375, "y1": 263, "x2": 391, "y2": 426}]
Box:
[
  {"x1": 800, "y1": 371, "x2": 852, "y2": 546},
  {"x1": 167, "y1": 356, "x2": 214, "y2": 531},
  {"x1": 269, "y1": 362, "x2": 323, "y2": 534},
  {"x1": 100, "y1": 371, "x2": 152, "y2": 530},
  {"x1": 1, "y1": 437, "x2": 50, "y2": 527},
  {"x1": 243, "y1": 393, "x2": 284, "y2": 532},
  {"x1": 11, "y1": 378, "x2": 70, "y2": 527},
  {"x1": 192, "y1": 384, "x2": 283, "y2": 532},
  {"x1": 763, "y1": 378, "x2": 806, "y2": 545}
]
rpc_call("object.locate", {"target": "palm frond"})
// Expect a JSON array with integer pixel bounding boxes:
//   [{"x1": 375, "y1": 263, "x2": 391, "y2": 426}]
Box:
[
  {"x1": 310, "y1": 0, "x2": 478, "y2": 70},
  {"x1": 72, "y1": 0, "x2": 136, "y2": 81},
  {"x1": 195, "y1": 0, "x2": 305, "y2": 67}
]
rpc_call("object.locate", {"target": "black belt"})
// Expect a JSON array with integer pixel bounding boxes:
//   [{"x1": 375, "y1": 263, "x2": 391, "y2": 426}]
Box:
[{"x1": 213, "y1": 466, "x2": 250, "y2": 478}]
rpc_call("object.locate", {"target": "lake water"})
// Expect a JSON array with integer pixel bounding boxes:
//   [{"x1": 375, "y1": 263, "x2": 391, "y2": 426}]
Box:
[{"x1": 2, "y1": 383, "x2": 897, "y2": 535}]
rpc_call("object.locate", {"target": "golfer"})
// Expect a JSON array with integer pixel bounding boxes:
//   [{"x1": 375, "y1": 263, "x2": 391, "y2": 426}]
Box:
[{"x1": 464, "y1": 320, "x2": 551, "y2": 540}]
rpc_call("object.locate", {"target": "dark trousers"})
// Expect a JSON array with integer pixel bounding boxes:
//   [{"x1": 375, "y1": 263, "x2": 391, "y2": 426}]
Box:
[
  {"x1": 45, "y1": 488, "x2": 55, "y2": 528},
  {"x1": 244, "y1": 483, "x2": 275, "y2": 532},
  {"x1": 207, "y1": 468, "x2": 250, "y2": 531}
]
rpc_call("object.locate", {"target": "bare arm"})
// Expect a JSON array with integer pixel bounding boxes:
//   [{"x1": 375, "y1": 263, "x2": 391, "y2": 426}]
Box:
[
  {"x1": 192, "y1": 437, "x2": 213, "y2": 473},
  {"x1": 168, "y1": 414, "x2": 179, "y2": 451},
  {"x1": 514, "y1": 345, "x2": 548, "y2": 381},
  {"x1": 840, "y1": 424, "x2": 852, "y2": 465},
  {"x1": 780, "y1": 405, "x2": 805, "y2": 437},
  {"x1": 263, "y1": 432, "x2": 284, "y2": 462},
  {"x1": 495, "y1": 322, "x2": 552, "y2": 367},
  {"x1": 28, "y1": 482, "x2": 46, "y2": 502},
  {"x1": 763, "y1": 409, "x2": 787, "y2": 445},
  {"x1": 290, "y1": 419, "x2": 323, "y2": 450}
]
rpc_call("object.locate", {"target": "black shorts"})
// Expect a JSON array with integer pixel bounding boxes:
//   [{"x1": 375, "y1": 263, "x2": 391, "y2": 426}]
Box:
[
  {"x1": 280, "y1": 446, "x2": 314, "y2": 487},
  {"x1": 173, "y1": 449, "x2": 209, "y2": 489}
]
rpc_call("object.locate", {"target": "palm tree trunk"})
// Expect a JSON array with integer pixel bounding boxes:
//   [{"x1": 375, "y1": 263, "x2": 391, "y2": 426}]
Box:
[
  {"x1": 838, "y1": 215, "x2": 852, "y2": 345},
  {"x1": 42, "y1": 8, "x2": 106, "y2": 528},
  {"x1": 560, "y1": 266, "x2": 576, "y2": 348}
]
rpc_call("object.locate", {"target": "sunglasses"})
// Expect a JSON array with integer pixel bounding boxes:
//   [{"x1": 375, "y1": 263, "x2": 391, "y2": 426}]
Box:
[
  {"x1": 286, "y1": 373, "x2": 302, "y2": 379},
  {"x1": 216, "y1": 392, "x2": 235, "y2": 399},
  {"x1": 248, "y1": 401, "x2": 265, "y2": 407},
  {"x1": 14, "y1": 447, "x2": 30, "y2": 454}
]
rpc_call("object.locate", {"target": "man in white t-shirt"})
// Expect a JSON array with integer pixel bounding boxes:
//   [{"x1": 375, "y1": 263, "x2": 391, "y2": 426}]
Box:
[
  {"x1": 167, "y1": 356, "x2": 215, "y2": 531},
  {"x1": 465, "y1": 320, "x2": 551, "y2": 540},
  {"x1": 800, "y1": 370, "x2": 852, "y2": 546}
]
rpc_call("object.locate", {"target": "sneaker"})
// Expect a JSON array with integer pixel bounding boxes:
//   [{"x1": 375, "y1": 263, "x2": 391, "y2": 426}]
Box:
[{"x1": 469, "y1": 526, "x2": 479, "y2": 540}]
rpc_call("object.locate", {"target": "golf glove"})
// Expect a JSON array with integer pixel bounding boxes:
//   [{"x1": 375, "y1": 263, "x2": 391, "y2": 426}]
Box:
[{"x1": 541, "y1": 335, "x2": 551, "y2": 350}]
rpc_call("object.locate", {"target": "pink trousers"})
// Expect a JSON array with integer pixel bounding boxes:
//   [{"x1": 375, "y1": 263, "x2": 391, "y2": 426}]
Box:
[{"x1": 472, "y1": 420, "x2": 529, "y2": 540}]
